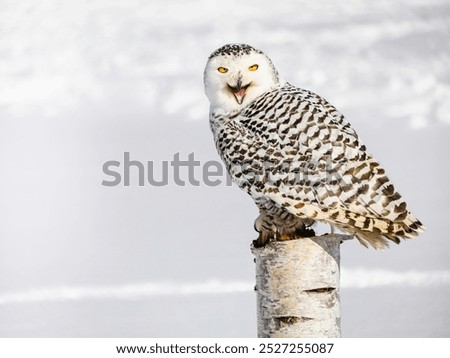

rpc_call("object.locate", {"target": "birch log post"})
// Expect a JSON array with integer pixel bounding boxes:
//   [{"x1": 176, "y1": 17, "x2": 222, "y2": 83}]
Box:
[{"x1": 251, "y1": 234, "x2": 352, "y2": 338}]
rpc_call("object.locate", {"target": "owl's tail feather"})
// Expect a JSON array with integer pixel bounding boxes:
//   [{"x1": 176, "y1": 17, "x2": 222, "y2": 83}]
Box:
[{"x1": 333, "y1": 211, "x2": 424, "y2": 250}]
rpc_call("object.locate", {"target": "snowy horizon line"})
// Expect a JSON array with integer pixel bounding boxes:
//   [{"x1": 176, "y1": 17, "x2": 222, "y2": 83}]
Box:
[{"x1": 0, "y1": 268, "x2": 449, "y2": 306}]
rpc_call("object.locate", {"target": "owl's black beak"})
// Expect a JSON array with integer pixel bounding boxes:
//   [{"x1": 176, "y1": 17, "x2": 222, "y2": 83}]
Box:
[{"x1": 228, "y1": 82, "x2": 251, "y2": 104}]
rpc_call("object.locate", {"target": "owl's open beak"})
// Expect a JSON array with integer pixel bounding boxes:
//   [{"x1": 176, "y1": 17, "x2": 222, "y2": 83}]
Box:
[{"x1": 228, "y1": 83, "x2": 250, "y2": 104}]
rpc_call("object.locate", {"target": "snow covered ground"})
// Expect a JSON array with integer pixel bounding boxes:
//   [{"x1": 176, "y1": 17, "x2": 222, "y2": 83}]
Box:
[{"x1": 1, "y1": 0, "x2": 449, "y2": 337}]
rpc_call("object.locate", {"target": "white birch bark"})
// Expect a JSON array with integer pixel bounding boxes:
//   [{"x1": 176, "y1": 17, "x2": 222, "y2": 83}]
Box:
[{"x1": 252, "y1": 234, "x2": 352, "y2": 338}]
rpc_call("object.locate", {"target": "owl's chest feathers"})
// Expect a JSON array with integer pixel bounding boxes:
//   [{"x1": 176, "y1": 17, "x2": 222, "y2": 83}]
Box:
[{"x1": 212, "y1": 109, "x2": 308, "y2": 160}]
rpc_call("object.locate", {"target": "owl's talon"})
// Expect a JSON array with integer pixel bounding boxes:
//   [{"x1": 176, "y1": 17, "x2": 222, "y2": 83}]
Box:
[
  {"x1": 253, "y1": 232, "x2": 274, "y2": 248},
  {"x1": 295, "y1": 227, "x2": 316, "y2": 238}
]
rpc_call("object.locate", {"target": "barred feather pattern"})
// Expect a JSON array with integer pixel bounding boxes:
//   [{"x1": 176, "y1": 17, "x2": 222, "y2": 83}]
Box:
[{"x1": 210, "y1": 83, "x2": 424, "y2": 249}]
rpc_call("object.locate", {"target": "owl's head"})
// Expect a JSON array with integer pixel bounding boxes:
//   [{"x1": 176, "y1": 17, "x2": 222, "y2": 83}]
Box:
[{"x1": 204, "y1": 44, "x2": 282, "y2": 114}]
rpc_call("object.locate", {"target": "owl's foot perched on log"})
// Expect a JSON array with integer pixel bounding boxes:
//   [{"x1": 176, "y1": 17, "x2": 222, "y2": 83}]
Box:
[{"x1": 253, "y1": 225, "x2": 316, "y2": 248}]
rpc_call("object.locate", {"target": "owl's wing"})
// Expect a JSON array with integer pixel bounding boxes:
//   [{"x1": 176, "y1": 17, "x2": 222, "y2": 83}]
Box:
[{"x1": 232, "y1": 84, "x2": 423, "y2": 246}]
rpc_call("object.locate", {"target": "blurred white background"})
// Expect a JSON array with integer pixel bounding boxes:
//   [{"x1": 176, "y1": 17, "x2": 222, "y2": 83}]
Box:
[{"x1": 0, "y1": 0, "x2": 449, "y2": 337}]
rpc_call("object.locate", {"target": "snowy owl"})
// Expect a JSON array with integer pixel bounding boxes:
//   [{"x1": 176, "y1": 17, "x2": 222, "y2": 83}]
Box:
[{"x1": 204, "y1": 43, "x2": 423, "y2": 249}]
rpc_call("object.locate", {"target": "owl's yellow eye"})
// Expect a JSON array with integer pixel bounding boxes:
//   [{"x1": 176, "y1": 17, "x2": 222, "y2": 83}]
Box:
[
  {"x1": 248, "y1": 64, "x2": 259, "y2": 71},
  {"x1": 217, "y1": 67, "x2": 228, "y2": 73}
]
